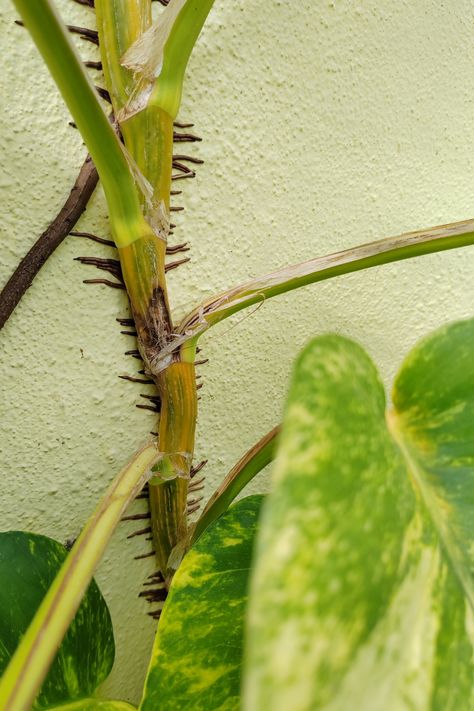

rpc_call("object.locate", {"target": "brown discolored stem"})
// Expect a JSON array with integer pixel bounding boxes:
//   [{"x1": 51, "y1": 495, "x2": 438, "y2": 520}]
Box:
[
  {"x1": 118, "y1": 235, "x2": 171, "y2": 372},
  {"x1": 149, "y1": 362, "x2": 198, "y2": 584},
  {"x1": 0, "y1": 155, "x2": 98, "y2": 330}
]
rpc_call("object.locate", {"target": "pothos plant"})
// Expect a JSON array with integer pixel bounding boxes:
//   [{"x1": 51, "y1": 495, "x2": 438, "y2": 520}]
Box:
[{"x1": 1, "y1": 0, "x2": 474, "y2": 709}]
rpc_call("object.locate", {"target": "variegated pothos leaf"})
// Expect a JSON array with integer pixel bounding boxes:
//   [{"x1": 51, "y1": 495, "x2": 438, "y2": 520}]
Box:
[
  {"x1": 49, "y1": 701, "x2": 136, "y2": 710},
  {"x1": 244, "y1": 320, "x2": 474, "y2": 710},
  {"x1": 140, "y1": 496, "x2": 263, "y2": 711},
  {"x1": 0, "y1": 532, "x2": 115, "y2": 709}
]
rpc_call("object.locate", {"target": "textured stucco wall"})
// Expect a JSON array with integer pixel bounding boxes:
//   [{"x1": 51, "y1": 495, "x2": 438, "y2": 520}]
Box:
[{"x1": 1, "y1": 0, "x2": 474, "y2": 704}]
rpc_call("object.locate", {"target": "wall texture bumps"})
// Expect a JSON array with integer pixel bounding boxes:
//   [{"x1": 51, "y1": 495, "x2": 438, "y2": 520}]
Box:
[{"x1": 1, "y1": 0, "x2": 474, "y2": 703}]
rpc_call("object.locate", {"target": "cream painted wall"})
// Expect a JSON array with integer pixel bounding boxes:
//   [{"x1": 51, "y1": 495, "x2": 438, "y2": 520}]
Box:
[{"x1": 1, "y1": 0, "x2": 474, "y2": 704}]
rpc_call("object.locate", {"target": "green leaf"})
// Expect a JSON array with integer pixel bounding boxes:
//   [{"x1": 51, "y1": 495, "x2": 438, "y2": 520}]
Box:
[
  {"x1": 0, "y1": 444, "x2": 157, "y2": 711},
  {"x1": 244, "y1": 320, "x2": 474, "y2": 710},
  {"x1": 140, "y1": 496, "x2": 263, "y2": 711},
  {"x1": 49, "y1": 701, "x2": 136, "y2": 710},
  {"x1": 0, "y1": 532, "x2": 114, "y2": 710}
]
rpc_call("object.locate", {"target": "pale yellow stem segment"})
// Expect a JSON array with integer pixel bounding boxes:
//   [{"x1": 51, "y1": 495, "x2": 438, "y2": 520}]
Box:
[{"x1": 0, "y1": 442, "x2": 160, "y2": 711}]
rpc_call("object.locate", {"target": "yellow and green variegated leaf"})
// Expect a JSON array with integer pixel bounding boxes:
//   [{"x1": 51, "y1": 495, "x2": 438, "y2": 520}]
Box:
[
  {"x1": 244, "y1": 320, "x2": 474, "y2": 711},
  {"x1": 49, "y1": 700, "x2": 136, "y2": 710},
  {"x1": 0, "y1": 532, "x2": 114, "y2": 710},
  {"x1": 140, "y1": 496, "x2": 263, "y2": 711}
]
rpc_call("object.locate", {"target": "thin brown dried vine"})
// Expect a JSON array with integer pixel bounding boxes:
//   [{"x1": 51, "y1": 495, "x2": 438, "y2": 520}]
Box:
[{"x1": 0, "y1": 155, "x2": 98, "y2": 330}]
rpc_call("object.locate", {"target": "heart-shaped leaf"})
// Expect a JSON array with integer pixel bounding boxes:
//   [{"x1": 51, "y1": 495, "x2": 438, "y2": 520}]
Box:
[
  {"x1": 0, "y1": 531, "x2": 115, "y2": 709},
  {"x1": 141, "y1": 495, "x2": 263, "y2": 711},
  {"x1": 244, "y1": 319, "x2": 474, "y2": 710}
]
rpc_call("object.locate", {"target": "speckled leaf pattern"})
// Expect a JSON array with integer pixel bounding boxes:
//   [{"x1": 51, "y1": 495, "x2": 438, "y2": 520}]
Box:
[
  {"x1": 140, "y1": 496, "x2": 263, "y2": 711},
  {"x1": 244, "y1": 319, "x2": 474, "y2": 711},
  {"x1": 49, "y1": 700, "x2": 136, "y2": 710},
  {"x1": 0, "y1": 532, "x2": 115, "y2": 709},
  {"x1": 49, "y1": 701, "x2": 136, "y2": 710}
]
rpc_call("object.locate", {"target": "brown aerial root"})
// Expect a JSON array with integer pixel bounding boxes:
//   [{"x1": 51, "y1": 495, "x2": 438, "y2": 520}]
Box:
[
  {"x1": 85, "y1": 60, "x2": 102, "y2": 70},
  {"x1": 75, "y1": 255, "x2": 123, "y2": 282},
  {"x1": 127, "y1": 526, "x2": 152, "y2": 540},
  {"x1": 119, "y1": 374, "x2": 154, "y2": 384},
  {"x1": 165, "y1": 257, "x2": 191, "y2": 272},
  {"x1": 173, "y1": 122, "x2": 202, "y2": 145},
  {"x1": 166, "y1": 242, "x2": 190, "y2": 255},
  {"x1": 136, "y1": 485, "x2": 149, "y2": 501},
  {"x1": 188, "y1": 459, "x2": 207, "y2": 515},
  {"x1": 139, "y1": 394, "x2": 162, "y2": 413},
  {"x1": 75, "y1": 232, "x2": 191, "y2": 281},
  {"x1": 139, "y1": 587, "x2": 167, "y2": 603},
  {"x1": 67, "y1": 25, "x2": 99, "y2": 45},
  {"x1": 141, "y1": 571, "x2": 167, "y2": 618},
  {"x1": 122, "y1": 512, "x2": 151, "y2": 522},
  {"x1": 134, "y1": 550, "x2": 156, "y2": 560},
  {"x1": 189, "y1": 476, "x2": 205, "y2": 494},
  {"x1": 0, "y1": 156, "x2": 98, "y2": 331},
  {"x1": 173, "y1": 154, "x2": 204, "y2": 167},
  {"x1": 191, "y1": 460, "x2": 208, "y2": 478},
  {"x1": 95, "y1": 86, "x2": 112, "y2": 103},
  {"x1": 82, "y1": 278, "x2": 125, "y2": 289},
  {"x1": 147, "y1": 609, "x2": 163, "y2": 620},
  {"x1": 172, "y1": 155, "x2": 204, "y2": 176},
  {"x1": 187, "y1": 492, "x2": 204, "y2": 515},
  {"x1": 172, "y1": 171, "x2": 196, "y2": 182},
  {"x1": 136, "y1": 403, "x2": 161, "y2": 414},
  {"x1": 71, "y1": 231, "x2": 114, "y2": 247},
  {"x1": 173, "y1": 131, "x2": 202, "y2": 143},
  {"x1": 16, "y1": 20, "x2": 98, "y2": 45}
]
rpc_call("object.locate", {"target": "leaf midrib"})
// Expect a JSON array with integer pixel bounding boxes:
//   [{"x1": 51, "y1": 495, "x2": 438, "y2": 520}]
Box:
[{"x1": 387, "y1": 408, "x2": 474, "y2": 612}]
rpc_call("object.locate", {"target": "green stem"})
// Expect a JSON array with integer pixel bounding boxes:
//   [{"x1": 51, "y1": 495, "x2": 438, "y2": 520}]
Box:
[
  {"x1": 96, "y1": 0, "x2": 206, "y2": 581},
  {"x1": 191, "y1": 426, "x2": 280, "y2": 545},
  {"x1": 95, "y1": 0, "x2": 151, "y2": 113},
  {"x1": 12, "y1": 0, "x2": 148, "y2": 247},
  {"x1": 118, "y1": 0, "x2": 216, "y2": 121},
  {"x1": 149, "y1": 0, "x2": 216, "y2": 119},
  {"x1": 0, "y1": 443, "x2": 160, "y2": 711},
  {"x1": 164, "y1": 218, "x2": 474, "y2": 364},
  {"x1": 150, "y1": 362, "x2": 198, "y2": 582}
]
